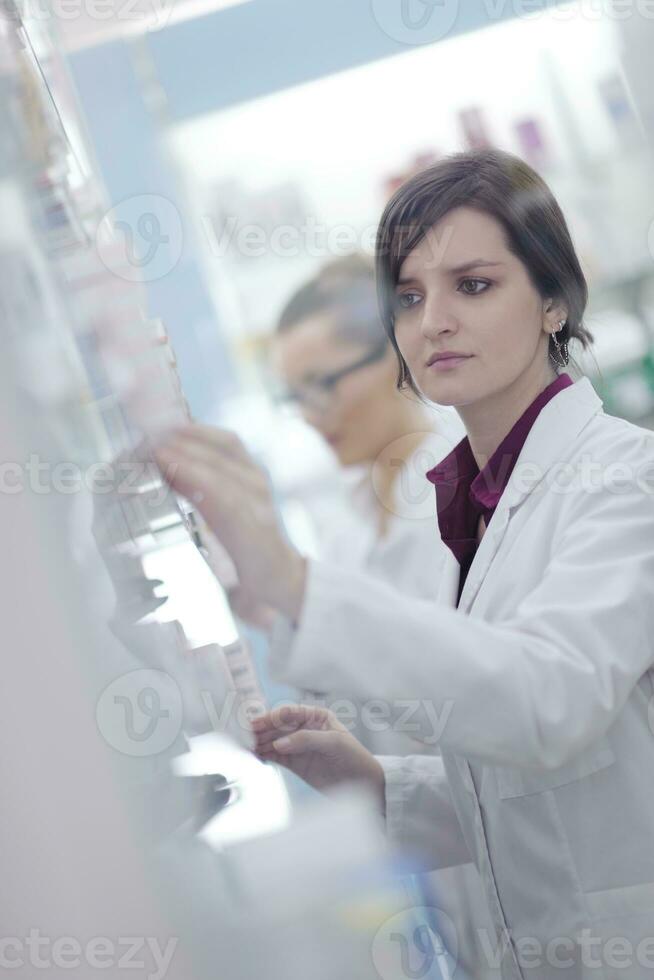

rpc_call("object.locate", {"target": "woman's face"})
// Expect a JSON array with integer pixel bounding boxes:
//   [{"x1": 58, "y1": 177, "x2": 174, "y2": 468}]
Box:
[
  {"x1": 392, "y1": 206, "x2": 562, "y2": 408},
  {"x1": 273, "y1": 312, "x2": 400, "y2": 467}
]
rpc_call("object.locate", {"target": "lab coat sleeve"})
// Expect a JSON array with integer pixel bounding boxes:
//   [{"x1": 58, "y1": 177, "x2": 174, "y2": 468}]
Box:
[
  {"x1": 269, "y1": 444, "x2": 654, "y2": 770},
  {"x1": 378, "y1": 754, "x2": 473, "y2": 870}
]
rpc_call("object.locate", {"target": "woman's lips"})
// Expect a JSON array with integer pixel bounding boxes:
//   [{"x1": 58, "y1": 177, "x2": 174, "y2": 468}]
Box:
[{"x1": 428, "y1": 355, "x2": 473, "y2": 371}]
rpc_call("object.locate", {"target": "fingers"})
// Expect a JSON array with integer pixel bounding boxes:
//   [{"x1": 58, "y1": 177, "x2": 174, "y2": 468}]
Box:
[
  {"x1": 157, "y1": 424, "x2": 249, "y2": 466},
  {"x1": 153, "y1": 448, "x2": 211, "y2": 503},
  {"x1": 154, "y1": 431, "x2": 264, "y2": 512},
  {"x1": 152, "y1": 450, "x2": 245, "y2": 533},
  {"x1": 257, "y1": 728, "x2": 339, "y2": 756},
  {"x1": 253, "y1": 724, "x2": 303, "y2": 749},
  {"x1": 251, "y1": 706, "x2": 334, "y2": 755},
  {"x1": 155, "y1": 438, "x2": 250, "y2": 489},
  {"x1": 184, "y1": 424, "x2": 247, "y2": 458},
  {"x1": 251, "y1": 704, "x2": 331, "y2": 737},
  {"x1": 157, "y1": 434, "x2": 253, "y2": 482}
]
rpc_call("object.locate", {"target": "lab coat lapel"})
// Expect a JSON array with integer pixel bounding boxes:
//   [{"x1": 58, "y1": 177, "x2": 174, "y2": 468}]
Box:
[{"x1": 457, "y1": 377, "x2": 603, "y2": 615}]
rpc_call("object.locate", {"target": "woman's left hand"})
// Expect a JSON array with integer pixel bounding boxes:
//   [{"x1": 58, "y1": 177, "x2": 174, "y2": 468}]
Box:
[
  {"x1": 251, "y1": 705, "x2": 386, "y2": 809},
  {"x1": 154, "y1": 424, "x2": 307, "y2": 620}
]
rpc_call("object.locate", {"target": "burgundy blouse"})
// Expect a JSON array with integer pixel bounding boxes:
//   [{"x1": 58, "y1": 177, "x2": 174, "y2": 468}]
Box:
[{"x1": 426, "y1": 373, "x2": 573, "y2": 606}]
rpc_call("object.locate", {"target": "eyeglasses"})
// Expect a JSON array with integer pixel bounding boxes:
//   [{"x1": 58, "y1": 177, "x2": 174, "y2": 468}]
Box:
[{"x1": 277, "y1": 340, "x2": 388, "y2": 415}]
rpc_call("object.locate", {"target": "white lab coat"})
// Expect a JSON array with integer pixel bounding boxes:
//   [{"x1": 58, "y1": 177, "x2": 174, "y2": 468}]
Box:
[
  {"x1": 270, "y1": 377, "x2": 654, "y2": 980},
  {"x1": 302, "y1": 426, "x2": 456, "y2": 753}
]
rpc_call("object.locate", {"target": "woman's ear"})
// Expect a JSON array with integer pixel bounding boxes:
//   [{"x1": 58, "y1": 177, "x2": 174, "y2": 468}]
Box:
[{"x1": 543, "y1": 298, "x2": 568, "y2": 336}]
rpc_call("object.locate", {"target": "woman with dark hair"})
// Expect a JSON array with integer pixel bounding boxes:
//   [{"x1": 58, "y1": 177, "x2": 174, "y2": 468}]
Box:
[{"x1": 156, "y1": 150, "x2": 654, "y2": 980}]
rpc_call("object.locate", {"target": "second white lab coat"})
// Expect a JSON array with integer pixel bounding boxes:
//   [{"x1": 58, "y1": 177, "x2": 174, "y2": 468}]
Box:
[
  {"x1": 301, "y1": 426, "x2": 456, "y2": 754},
  {"x1": 280, "y1": 422, "x2": 498, "y2": 980},
  {"x1": 270, "y1": 377, "x2": 654, "y2": 980}
]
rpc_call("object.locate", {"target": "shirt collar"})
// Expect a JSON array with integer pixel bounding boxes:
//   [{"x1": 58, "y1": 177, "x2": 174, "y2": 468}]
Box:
[{"x1": 426, "y1": 373, "x2": 574, "y2": 549}]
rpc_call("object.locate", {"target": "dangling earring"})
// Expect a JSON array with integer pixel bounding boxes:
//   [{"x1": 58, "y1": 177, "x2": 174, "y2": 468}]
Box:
[{"x1": 549, "y1": 319, "x2": 569, "y2": 367}]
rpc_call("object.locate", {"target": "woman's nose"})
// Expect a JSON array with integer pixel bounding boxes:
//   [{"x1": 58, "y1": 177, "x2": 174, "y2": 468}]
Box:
[{"x1": 418, "y1": 293, "x2": 458, "y2": 340}]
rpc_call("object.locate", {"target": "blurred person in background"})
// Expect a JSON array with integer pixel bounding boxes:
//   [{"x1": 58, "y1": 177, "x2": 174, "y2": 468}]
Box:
[
  {"x1": 273, "y1": 253, "x2": 461, "y2": 623},
  {"x1": 272, "y1": 252, "x2": 494, "y2": 980}
]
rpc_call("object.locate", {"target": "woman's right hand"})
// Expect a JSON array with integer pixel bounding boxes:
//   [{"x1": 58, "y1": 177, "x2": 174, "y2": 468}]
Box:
[{"x1": 251, "y1": 705, "x2": 386, "y2": 814}]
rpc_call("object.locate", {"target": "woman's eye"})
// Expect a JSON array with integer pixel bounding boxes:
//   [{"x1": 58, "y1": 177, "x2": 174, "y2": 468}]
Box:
[
  {"x1": 458, "y1": 278, "x2": 490, "y2": 295},
  {"x1": 396, "y1": 292, "x2": 421, "y2": 309}
]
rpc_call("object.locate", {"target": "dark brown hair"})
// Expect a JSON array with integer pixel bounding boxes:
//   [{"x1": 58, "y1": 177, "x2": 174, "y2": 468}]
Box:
[
  {"x1": 375, "y1": 148, "x2": 593, "y2": 394},
  {"x1": 277, "y1": 253, "x2": 387, "y2": 348}
]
